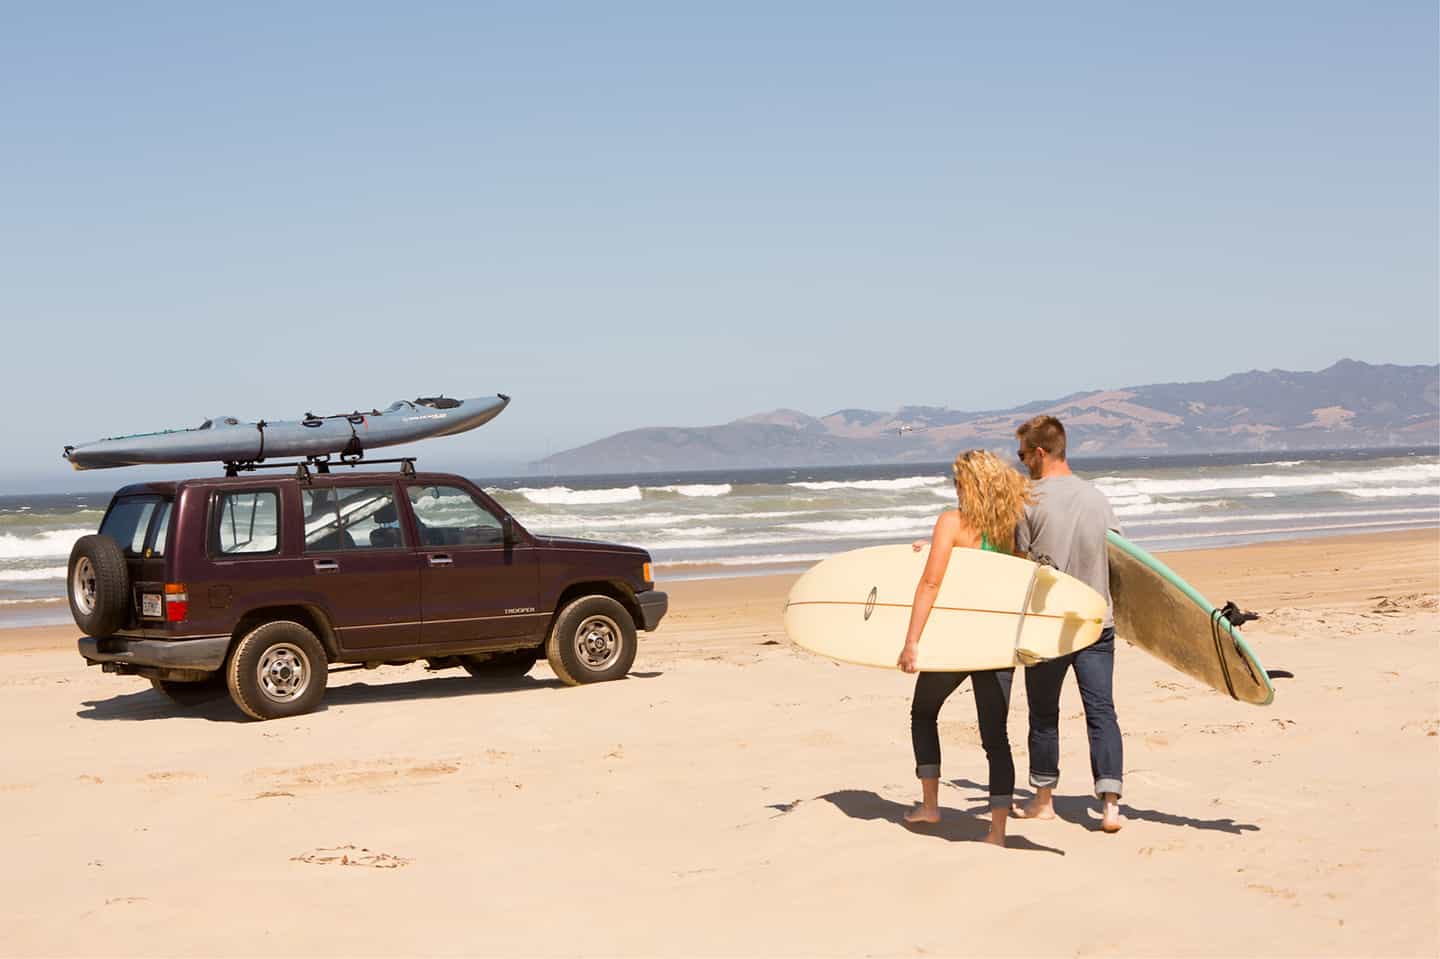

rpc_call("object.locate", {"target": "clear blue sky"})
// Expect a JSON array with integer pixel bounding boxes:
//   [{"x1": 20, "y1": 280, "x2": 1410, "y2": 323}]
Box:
[{"x1": 2, "y1": 2, "x2": 1436, "y2": 491}]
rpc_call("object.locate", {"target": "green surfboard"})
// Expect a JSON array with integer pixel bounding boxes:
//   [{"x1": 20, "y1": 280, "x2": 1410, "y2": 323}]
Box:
[{"x1": 1106, "y1": 531, "x2": 1274, "y2": 705}]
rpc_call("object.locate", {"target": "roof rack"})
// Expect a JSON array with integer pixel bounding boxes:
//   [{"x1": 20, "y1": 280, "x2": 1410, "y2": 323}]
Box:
[{"x1": 223, "y1": 454, "x2": 417, "y2": 481}]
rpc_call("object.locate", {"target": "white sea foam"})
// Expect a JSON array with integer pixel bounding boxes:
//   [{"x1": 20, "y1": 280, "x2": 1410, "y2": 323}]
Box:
[
  {"x1": 1134, "y1": 517, "x2": 1435, "y2": 543},
  {"x1": 783, "y1": 517, "x2": 933, "y2": 536},
  {"x1": 513, "y1": 486, "x2": 643, "y2": 506},
  {"x1": 0, "y1": 530, "x2": 92, "y2": 560},
  {"x1": 656, "y1": 552, "x2": 834, "y2": 569},
  {"x1": 1249, "y1": 492, "x2": 1278, "y2": 498},
  {"x1": 790, "y1": 476, "x2": 946, "y2": 492},
  {"x1": 1113, "y1": 500, "x2": 1228, "y2": 517},
  {"x1": 1337, "y1": 486, "x2": 1440, "y2": 499},
  {"x1": 1126, "y1": 507, "x2": 1439, "y2": 529},
  {"x1": 1095, "y1": 463, "x2": 1439, "y2": 497},
  {"x1": 652, "y1": 484, "x2": 733, "y2": 497},
  {"x1": 0, "y1": 566, "x2": 68, "y2": 582}
]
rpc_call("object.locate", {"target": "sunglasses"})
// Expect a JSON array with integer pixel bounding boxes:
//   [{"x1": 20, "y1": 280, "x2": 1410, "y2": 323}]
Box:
[{"x1": 1017, "y1": 447, "x2": 1043, "y2": 462}]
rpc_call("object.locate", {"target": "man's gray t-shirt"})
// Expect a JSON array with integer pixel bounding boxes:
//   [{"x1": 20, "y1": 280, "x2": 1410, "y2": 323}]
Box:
[{"x1": 1015, "y1": 474, "x2": 1122, "y2": 628}]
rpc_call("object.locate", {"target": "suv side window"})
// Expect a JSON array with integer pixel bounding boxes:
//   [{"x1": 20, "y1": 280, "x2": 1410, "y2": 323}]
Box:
[
  {"x1": 214, "y1": 490, "x2": 280, "y2": 555},
  {"x1": 407, "y1": 485, "x2": 503, "y2": 548},
  {"x1": 302, "y1": 486, "x2": 406, "y2": 552}
]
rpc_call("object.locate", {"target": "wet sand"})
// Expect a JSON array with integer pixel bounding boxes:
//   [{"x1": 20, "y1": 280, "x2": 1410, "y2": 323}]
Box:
[{"x1": 2, "y1": 529, "x2": 1436, "y2": 957}]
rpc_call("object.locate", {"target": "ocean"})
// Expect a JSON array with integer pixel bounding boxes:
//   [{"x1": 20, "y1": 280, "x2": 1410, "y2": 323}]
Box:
[{"x1": 3, "y1": 447, "x2": 1436, "y2": 627}]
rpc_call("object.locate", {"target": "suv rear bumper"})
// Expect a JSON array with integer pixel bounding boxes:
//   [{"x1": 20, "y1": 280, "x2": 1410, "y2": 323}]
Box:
[
  {"x1": 637, "y1": 590, "x2": 668, "y2": 631},
  {"x1": 79, "y1": 635, "x2": 231, "y2": 672}
]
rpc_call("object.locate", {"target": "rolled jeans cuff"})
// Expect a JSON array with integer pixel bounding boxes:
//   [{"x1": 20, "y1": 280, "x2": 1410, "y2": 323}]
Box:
[
  {"x1": 1029, "y1": 772, "x2": 1058, "y2": 789},
  {"x1": 1095, "y1": 777, "x2": 1122, "y2": 799},
  {"x1": 915, "y1": 764, "x2": 941, "y2": 779},
  {"x1": 989, "y1": 795, "x2": 1012, "y2": 811}
]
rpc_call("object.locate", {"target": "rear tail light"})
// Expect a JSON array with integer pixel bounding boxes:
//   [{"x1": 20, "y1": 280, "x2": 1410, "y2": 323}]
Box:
[
  {"x1": 642, "y1": 562, "x2": 653, "y2": 585},
  {"x1": 164, "y1": 583, "x2": 189, "y2": 623}
]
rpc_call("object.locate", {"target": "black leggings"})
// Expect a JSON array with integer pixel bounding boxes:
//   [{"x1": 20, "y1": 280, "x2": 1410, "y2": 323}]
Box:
[{"x1": 910, "y1": 668, "x2": 1015, "y2": 809}]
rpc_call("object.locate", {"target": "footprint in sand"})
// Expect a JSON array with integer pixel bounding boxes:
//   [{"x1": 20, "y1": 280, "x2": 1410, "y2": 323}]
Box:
[
  {"x1": 291, "y1": 844, "x2": 412, "y2": 869},
  {"x1": 1247, "y1": 883, "x2": 1298, "y2": 902},
  {"x1": 257, "y1": 759, "x2": 459, "y2": 791}
]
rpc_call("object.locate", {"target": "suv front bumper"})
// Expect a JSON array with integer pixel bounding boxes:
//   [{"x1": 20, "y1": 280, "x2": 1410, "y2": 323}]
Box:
[
  {"x1": 637, "y1": 590, "x2": 668, "y2": 631},
  {"x1": 79, "y1": 635, "x2": 231, "y2": 672}
]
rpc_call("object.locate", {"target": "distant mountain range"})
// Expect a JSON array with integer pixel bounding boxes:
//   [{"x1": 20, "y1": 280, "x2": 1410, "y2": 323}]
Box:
[{"x1": 536, "y1": 360, "x2": 1440, "y2": 473}]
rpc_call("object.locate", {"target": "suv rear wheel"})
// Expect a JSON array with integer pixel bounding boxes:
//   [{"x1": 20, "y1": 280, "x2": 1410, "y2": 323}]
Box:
[
  {"x1": 545, "y1": 596, "x2": 637, "y2": 686},
  {"x1": 462, "y1": 648, "x2": 541, "y2": 679},
  {"x1": 68, "y1": 535, "x2": 129, "y2": 637},
  {"x1": 226, "y1": 621, "x2": 328, "y2": 720}
]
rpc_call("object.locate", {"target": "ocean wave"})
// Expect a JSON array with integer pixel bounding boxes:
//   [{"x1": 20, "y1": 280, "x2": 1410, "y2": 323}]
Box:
[
  {"x1": 656, "y1": 552, "x2": 835, "y2": 569},
  {"x1": 512, "y1": 486, "x2": 643, "y2": 506},
  {"x1": 1094, "y1": 463, "x2": 1439, "y2": 497},
  {"x1": 1134, "y1": 517, "x2": 1436, "y2": 543},
  {"x1": 0, "y1": 529, "x2": 92, "y2": 560},
  {"x1": 790, "y1": 476, "x2": 946, "y2": 492},
  {"x1": 1249, "y1": 492, "x2": 1278, "y2": 498},
  {"x1": 1113, "y1": 500, "x2": 1228, "y2": 518},
  {"x1": 0, "y1": 566, "x2": 68, "y2": 582},
  {"x1": 0, "y1": 597, "x2": 65, "y2": 606},
  {"x1": 782, "y1": 517, "x2": 933, "y2": 535},
  {"x1": 1337, "y1": 486, "x2": 1440, "y2": 499},
  {"x1": 652, "y1": 484, "x2": 733, "y2": 498},
  {"x1": 1126, "y1": 506, "x2": 1439, "y2": 528}
]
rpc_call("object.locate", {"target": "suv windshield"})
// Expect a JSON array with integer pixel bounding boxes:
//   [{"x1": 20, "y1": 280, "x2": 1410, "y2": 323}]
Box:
[{"x1": 100, "y1": 495, "x2": 171, "y2": 557}]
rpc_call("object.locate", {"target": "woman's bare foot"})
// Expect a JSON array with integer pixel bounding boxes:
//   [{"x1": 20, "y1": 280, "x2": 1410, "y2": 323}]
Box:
[
  {"x1": 1012, "y1": 786, "x2": 1055, "y2": 820},
  {"x1": 1101, "y1": 794, "x2": 1122, "y2": 833},
  {"x1": 904, "y1": 803, "x2": 941, "y2": 825}
]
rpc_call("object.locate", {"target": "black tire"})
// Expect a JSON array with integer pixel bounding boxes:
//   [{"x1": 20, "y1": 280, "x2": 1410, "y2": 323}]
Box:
[
  {"x1": 67, "y1": 535, "x2": 129, "y2": 638},
  {"x1": 150, "y1": 676, "x2": 226, "y2": 706},
  {"x1": 225, "y1": 621, "x2": 328, "y2": 721},
  {"x1": 544, "y1": 596, "x2": 637, "y2": 686},
  {"x1": 461, "y1": 648, "x2": 542, "y2": 679}
]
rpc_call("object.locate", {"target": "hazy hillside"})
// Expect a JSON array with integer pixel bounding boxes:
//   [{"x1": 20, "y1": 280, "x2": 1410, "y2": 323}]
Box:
[{"x1": 537, "y1": 360, "x2": 1439, "y2": 472}]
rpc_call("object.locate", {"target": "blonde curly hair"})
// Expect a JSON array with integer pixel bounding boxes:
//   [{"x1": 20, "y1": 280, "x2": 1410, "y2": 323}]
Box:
[{"x1": 952, "y1": 449, "x2": 1032, "y2": 554}]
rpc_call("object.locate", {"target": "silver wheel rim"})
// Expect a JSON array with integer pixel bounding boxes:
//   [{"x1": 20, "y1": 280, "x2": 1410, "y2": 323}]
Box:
[
  {"x1": 72, "y1": 557, "x2": 97, "y2": 616},
  {"x1": 257, "y1": 643, "x2": 310, "y2": 703},
  {"x1": 574, "y1": 615, "x2": 622, "y2": 671}
]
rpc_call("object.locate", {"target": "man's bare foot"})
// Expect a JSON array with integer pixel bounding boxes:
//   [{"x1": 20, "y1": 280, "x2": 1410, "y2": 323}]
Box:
[
  {"x1": 1101, "y1": 794, "x2": 1122, "y2": 833},
  {"x1": 1011, "y1": 796, "x2": 1055, "y2": 820},
  {"x1": 904, "y1": 804, "x2": 941, "y2": 825},
  {"x1": 983, "y1": 830, "x2": 1006, "y2": 847}
]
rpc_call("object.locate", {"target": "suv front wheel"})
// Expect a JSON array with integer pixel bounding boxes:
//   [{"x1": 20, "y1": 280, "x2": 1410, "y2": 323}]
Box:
[
  {"x1": 545, "y1": 596, "x2": 637, "y2": 686},
  {"x1": 226, "y1": 621, "x2": 329, "y2": 720}
]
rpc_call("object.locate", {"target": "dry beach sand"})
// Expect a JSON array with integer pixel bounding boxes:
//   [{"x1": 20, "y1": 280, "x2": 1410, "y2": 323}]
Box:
[{"x1": 1, "y1": 529, "x2": 1437, "y2": 957}]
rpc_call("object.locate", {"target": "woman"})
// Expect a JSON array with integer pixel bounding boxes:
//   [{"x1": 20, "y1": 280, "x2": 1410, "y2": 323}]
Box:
[{"x1": 897, "y1": 449, "x2": 1031, "y2": 846}]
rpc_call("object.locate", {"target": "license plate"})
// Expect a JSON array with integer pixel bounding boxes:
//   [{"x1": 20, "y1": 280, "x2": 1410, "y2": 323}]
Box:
[{"x1": 141, "y1": 593, "x2": 163, "y2": 618}]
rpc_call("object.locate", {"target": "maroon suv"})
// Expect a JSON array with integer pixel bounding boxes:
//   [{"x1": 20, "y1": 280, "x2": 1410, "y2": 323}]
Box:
[{"x1": 71, "y1": 467, "x2": 667, "y2": 719}]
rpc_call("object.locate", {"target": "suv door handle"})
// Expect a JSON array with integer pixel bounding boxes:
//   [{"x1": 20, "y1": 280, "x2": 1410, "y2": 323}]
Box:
[
  {"x1": 313, "y1": 560, "x2": 340, "y2": 573},
  {"x1": 427, "y1": 554, "x2": 454, "y2": 567}
]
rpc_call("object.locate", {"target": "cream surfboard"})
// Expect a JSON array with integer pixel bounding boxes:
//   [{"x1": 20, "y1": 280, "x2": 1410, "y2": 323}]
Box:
[{"x1": 783, "y1": 545, "x2": 1108, "y2": 671}]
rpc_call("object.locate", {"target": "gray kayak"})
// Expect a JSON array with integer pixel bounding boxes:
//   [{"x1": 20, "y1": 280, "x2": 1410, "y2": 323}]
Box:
[{"x1": 64, "y1": 394, "x2": 510, "y2": 470}]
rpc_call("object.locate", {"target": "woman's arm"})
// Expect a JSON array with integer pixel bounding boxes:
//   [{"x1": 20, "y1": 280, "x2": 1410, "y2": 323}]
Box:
[{"x1": 897, "y1": 512, "x2": 960, "y2": 672}]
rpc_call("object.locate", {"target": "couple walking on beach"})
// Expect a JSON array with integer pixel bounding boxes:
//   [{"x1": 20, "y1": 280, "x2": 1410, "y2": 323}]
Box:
[{"x1": 897, "y1": 415, "x2": 1123, "y2": 846}]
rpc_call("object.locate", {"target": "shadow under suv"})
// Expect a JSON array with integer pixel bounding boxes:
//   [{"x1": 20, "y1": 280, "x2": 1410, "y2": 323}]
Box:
[{"x1": 70, "y1": 466, "x2": 667, "y2": 719}]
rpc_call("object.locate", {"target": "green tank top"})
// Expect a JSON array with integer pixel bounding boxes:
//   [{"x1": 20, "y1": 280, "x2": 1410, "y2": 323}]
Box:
[{"x1": 980, "y1": 533, "x2": 998, "y2": 552}]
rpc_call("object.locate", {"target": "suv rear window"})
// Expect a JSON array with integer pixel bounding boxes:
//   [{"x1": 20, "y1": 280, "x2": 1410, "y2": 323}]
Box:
[{"x1": 100, "y1": 495, "x2": 171, "y2": 557}]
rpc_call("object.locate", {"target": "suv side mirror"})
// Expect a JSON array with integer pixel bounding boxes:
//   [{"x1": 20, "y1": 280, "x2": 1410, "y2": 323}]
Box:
[{"x1": 501, "y1": 515, "x2": 516, "y2": 545}]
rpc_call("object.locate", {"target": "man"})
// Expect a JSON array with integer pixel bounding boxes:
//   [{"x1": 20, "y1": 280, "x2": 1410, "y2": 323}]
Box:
[{"x1": 1011, "y1": 415, "x2": 1125, "y2": 832}]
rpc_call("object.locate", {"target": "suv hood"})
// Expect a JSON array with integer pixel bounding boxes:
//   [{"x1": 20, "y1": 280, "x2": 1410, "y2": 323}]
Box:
[{"x1": 533, "y1": 535, "x2": 648, "y2": 558}]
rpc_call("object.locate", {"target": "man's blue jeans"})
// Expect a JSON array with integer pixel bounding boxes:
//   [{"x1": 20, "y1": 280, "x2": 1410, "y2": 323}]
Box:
[{"x1": 1024, "y1": 628, "x2": 1123, "y2": 798}]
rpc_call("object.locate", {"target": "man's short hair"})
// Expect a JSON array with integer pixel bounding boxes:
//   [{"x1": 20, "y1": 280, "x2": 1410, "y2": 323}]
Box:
[{"x1": 1016, "y1": 415, "x2": 1067, "y2": 460}]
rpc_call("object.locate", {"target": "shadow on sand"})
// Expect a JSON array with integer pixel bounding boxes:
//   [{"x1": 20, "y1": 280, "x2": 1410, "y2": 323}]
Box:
[
  {"x1": 815, "y1": 789, "x2": 1065, "y2": 855},
  {"x1": 76, "y1": 669, "x2": 665, "y2": 723},
  {"x1": 947, "y1": 777, "x2": 1261, "y2": 835}
]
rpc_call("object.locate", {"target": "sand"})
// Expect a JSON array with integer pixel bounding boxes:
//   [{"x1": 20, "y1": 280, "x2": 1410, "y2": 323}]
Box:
[{"x1": 1, "y1": 529, "x2": 1437, "y2": 957}]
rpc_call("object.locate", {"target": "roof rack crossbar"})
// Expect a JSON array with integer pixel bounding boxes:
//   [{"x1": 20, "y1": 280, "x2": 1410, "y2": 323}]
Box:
[{"x1": 223, "y1": 455, "x2": 417, "y2": 480}]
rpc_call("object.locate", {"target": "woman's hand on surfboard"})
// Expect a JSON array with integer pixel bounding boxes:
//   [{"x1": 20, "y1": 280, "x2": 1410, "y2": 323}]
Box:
[
  {"x1": 910, "y1": 540, "x2": 928, "y2": 552},
  {"x1": 897, "y1": 641, "x2": 920, "y2": 673}
]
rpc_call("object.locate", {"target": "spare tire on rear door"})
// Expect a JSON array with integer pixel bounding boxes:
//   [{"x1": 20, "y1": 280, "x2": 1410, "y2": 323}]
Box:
[{"x1": 68, "y1": 534, "x2": 130, "y2": 637}]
